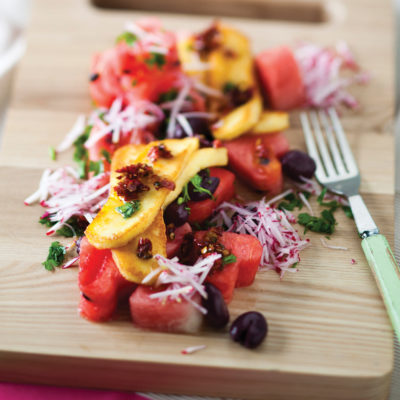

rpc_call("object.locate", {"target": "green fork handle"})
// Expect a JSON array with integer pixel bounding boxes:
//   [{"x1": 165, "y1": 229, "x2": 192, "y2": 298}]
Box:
[{"x1": 362, "y1": 234, "x2": 400, "y2": 338}]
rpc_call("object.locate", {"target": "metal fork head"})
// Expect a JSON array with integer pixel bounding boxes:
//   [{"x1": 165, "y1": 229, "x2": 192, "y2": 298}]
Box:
[{"x1": 300, "y1": 107, "x2": 360, "y2": 197}]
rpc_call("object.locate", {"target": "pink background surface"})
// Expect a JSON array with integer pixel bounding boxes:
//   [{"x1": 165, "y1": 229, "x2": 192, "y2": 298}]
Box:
[{"x1": 0, "y1": 383, "x2": 150, "y2": 400}]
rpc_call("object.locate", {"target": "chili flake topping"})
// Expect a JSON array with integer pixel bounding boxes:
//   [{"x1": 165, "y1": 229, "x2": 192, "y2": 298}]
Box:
[
  {"x1": 114, "y1": 163, "x2": 152, "y2": 201},
  {"x1": 194, "y1": 23, "x2": 221, "y2": 57},
  {"x1": 223, "y1": 82, "x2": 253, "y2": 109},
  {"x1": 137, "y1": 238, "x2": 153, "y2": 259},
  {"x1": 114, "y1": 163, "x2": 175, "y2": 201},
  {"x1": 147, "y1": 144, "x2": 173, "y2": 163},
  {"x1": 177, "y1": 228, "x2": 236, "y2": 272},
  {"x1": 153, "y1": 178, "x2": 175, "y2": 191}
]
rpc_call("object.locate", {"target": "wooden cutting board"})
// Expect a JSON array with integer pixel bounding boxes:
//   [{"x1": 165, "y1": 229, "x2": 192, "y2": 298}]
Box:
[{"x1": 0, "y1": 0, "x2": 395, "y2": 399}]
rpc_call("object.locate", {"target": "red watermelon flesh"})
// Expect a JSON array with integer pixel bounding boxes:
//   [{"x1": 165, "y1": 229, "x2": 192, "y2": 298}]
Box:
[
  {"x1": 188, "y1": 168, "x2": 235, "y2": 224},
  {"x1": 221, "y1": 232, "x2": 263, "y2": 288},
  {"x1": 195, "y1": 231, "x2": 262, "y2": 302},
  {"x1": 78, "y1": 237, "x2": 133, "y2": 322},
  {"x1": 255, "y1": 46, "x2": 305, "y2": 110},
  {"x1": 166, "y1": 223, "x2": 192, "y2": 258},
  {"x1": 129, "y1": 286, "x2": 203, "y2": 333},
  {"x1": 206, "y1": 261, "x2": 239, "y2": 304}
]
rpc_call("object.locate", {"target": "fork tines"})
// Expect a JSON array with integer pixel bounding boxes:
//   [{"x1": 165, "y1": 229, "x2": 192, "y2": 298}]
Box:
[{"x1": 300, "y1": 108, "x2": 359, "y2": 183}]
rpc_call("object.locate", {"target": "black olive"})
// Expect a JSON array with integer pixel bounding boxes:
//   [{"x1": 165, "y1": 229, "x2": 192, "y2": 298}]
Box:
[
  {"x1": 164, "y1": 201, "x2": 189, "y2": 227},
  {"x1": 174, "y1": 117, "x2": 213, "y2": 140},
  {"x1": 229, "y1": 311, "x2": 268, "y2": 349},
  {"x1": 197, "y1": 169, "x2": 210, "y2": 179},
  {"x1": 197, "y1": 135, "x2": 213, "y2": 148},
  {"x1": 188, "y1": 176, "x2": 220, "y2": 201},
  {"x1": 281, "y1": 150, "x2": 316, "y2": 182},
  {"x1": 202, "y1": 283, "x2": 230, "y2": 329}
]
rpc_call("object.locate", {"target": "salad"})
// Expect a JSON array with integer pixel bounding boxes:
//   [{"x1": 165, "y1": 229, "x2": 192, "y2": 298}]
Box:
[{"x1": 25, "y1": 19, "x2": 365, "y2": 350}]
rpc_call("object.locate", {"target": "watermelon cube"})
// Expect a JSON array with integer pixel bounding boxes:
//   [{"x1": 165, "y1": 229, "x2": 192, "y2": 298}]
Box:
[
  {"x1": 255, "y1": 46, "x2": 305, "y2": 110},
  {"x1": 129, "y1": 286, "x2": 203, "y2": 333}
]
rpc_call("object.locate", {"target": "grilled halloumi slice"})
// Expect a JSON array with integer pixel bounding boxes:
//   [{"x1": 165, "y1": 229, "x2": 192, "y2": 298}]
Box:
[
  {"x1": 250, "y1": 111, "x2": 290, "y2": 135},
  {"x1": 111, "y1": 210, "x2": 166, "y2": 284},
  {"x1": 164, "y1": 147, "x2": 228, "y2": 207},
  {"x1": 85, "y1": 137, "x2": 199, "y2": 249},
  {"x1": 177, "y1": 36, "x2": 208, "y2": 83},
  {"x1": 207, "y1": 23, "x2": 254, "y2": 95},
  {"x1": 203, "y1": 23, "x2": 261, "y2": 140},
  {"x1": 212, "y1": 95, "x2": 262, "y2": 141}
]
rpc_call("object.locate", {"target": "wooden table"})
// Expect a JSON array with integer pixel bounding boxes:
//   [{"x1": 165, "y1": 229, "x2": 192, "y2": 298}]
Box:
[{"x1": 0, "y1": 0, "x2": 395, "y2": 399}]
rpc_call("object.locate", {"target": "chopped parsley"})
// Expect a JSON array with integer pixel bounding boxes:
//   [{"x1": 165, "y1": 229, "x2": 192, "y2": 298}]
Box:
[
  {"x1": 145, "y1": 53, "x2": 166, "y2": 69},
  {"x1": 42, "y1": 241, "x2": 66, "y2": 271},
  {"x1": 190, "y1": 174, "x2": 214, "y2": 199},
  {"x1": 39, "y1": 214, "x2": 54, "y2": 228},
  {"x1": 101, "y1": 149, "x2": 112, "y2": 164},
  {"x1": 223, "y1": 81, "x2": 237, "y2": 93},
  {"x1": 115, "y1": 200, "x2": 141, "y2": 219},
  {"x1": 39, "y1": 215, "x2": 88, "y2": 237},
  {"x1": 89, "y1": 160, "x2": 104, "y2": 176},
  {"x1": 222, "y1": 254, "x2": 237, "y2": 265},
  {"x1": 73, "y1": 125, "x2": 92, "y2": 179},
  {"x1": 116, "y1": 32, "x2": 137, "y2": 46},
  {"x1": 317, "y1": 187, "x2": 354, "y2": 218},
  {"x1": 55, "y1": 223, "x2": 84, "y2": 238},
  {"x1": 158, "y1": 88, "x2": 178, "y2": 103},
  {"x1": 177, "y1": 185, "x2": 190, "y2": 205},
  {"x1": 48, "y1": 146, "x2": 56, "y2": 161},
  {"x1": 278, "y1": 192, "x2": 304, "y2": 211},
  {"x1": 298, "y1": 209, "x2": 336, "y2": 234},
  {"x1": 342, "y1": 205, "x2": 353, "y2": 219},
  {"x1": 192, "y1": 220, "x2": 217, "y2": 231},
  {"x1": 177, "y1": 171, "x2": 214, "y2": 204},
  {"x1": 317, "y1": 188, "x2": 340, "y2": 210}
]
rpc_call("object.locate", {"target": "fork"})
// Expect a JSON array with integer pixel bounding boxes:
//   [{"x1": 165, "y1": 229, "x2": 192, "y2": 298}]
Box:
[{"x1": 300, "y1": 108, "x2": 400, "y2": 338}]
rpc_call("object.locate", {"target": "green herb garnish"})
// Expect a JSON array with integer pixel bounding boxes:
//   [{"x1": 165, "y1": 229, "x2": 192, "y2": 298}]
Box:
[
  {"x1": 178, "y1": 183, "x2": 191, "y2": 204},
  {"x1": 76, "y1": 159, "x2": 86, "y2": 180},
  {"x1": 298, "y1": 209, "x2": 336, "y2": 235},
  {"x1": 158, "y1": 88, "x2": 178, "y2": 103},
  {"x1": 116, "y1": 32, "x2": 138, "y2": 46},
  {"x1": 222, "y1": 254, "x2": 237, "y2": 265},
  {"x1": 145, "y1": 53, "x2": 166, "y2": 69},
  {"x1": 177, "y1": 171, "x2": 214, "y2": 204},
  {"x1": 39, "y1": 215, "x2": 87, "y2": 237},
  {"x1": 42, "y1": 241, "x2": 66, "y2": 271},
  {"x1": 89, "y1": 160, "x2": 104, "y2": 176},
  {"x1": 278, "y1": 193, "x2": 303, "y2": 211},
  {"x1": 189, "y1": 173, "x2": 214, "y2": 199},
  {"x1": 317, "y1": 187, "x2": 340, "y2": 210},
  {"x1": 39, "y1": 214, "x2": 54, "y2": 228},
  {"x1": 73, "y1": 125, "x2": 92, "y2": 179},
  {"x1": 317, "y1": 187, "x2": 353, "y2": 219},
  {"x1": 48, "y1": 146, "x2": 56, "y2": 161},
  {"x1": 101, "y1": 149, "x2": 112, "y2": 164},
  {"x1": 223, "y1": 81, "x2": 237, "y2": 93},
  {"x1": 342, "y1": 205, "x2": 353, "y2": 219},
  {"x1": 115, "y1": 200, "x2": 141, "y2": 219},
  {"x1": 56, "y1": 216, "x2": 87, "y2": 237}
]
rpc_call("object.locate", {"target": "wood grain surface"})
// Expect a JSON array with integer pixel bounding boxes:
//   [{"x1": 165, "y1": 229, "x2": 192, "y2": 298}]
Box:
[{"x1": 0, "y1": 0, "x2": 395, "y2": 399}]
